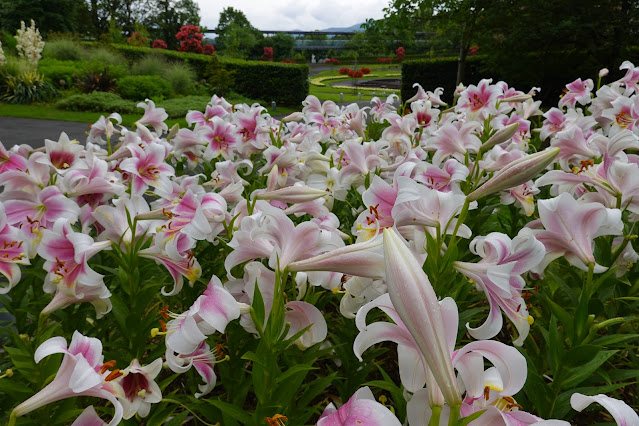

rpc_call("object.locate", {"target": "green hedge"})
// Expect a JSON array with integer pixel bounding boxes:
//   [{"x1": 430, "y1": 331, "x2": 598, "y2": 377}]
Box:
[
  {"x1": 102, "y1": 44, "x2": 309, "y2": 106},
  {"x1": 401, "y1": 56, "x2": 484, "y2": 105},
  {"x1": 55, "y1": 91, "x2": 137, "y2": 114}
]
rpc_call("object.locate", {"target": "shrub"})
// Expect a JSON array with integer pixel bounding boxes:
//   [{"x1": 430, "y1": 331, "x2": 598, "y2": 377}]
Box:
[
  {"x1": 42, "y1": 39, "x2": 84, "y2": 61},
  {"x1": 0, "y1": 70, "x2": 58, "y2": 104},
  {"x1": 0, "y1": 31, "x2": 17, "y2": 56},
  {"x1": 116, "y1": 75, "x2": 171, "y2": 101},
  {"x1": 157, "y1": 95, "x2": 211, "y2": 117},
  {"x1": 164, "y1": 62, "x2": 196, "y2": 96},
  {"x1": 38, "y1": 58, "x2": 79, "y2": 88},
  {"x1": 202, "y1": 44, "x2": 215, "y2": 55},
  {"x1": 84, "y1": 47, "x2": 125, "y2": 66},
  {"x1": 361, "y1": 67, "x2": 371, "y2": 75},
  {"x1": 127, "y1": 32, "x2": 149, "y2": 47},
  {"x1": 152, "y1": 39, "x2": 167, "y2": 49},
  {"x1": 55, "y1": 91, "x2": 137, "y2": 113},
  {"x1": 395, "y1": 46, "x2": 405, "y2": 62},
  {"x1": 131, "y1": 54, "x2": 169, "y2": 76},
  {"x1": 176, "y1": 25, "x2": 204, "y2": 53},
  {"x1": 264, "y1": 47, "x2": 273, "y2": 62},
  {"x1": 338, "y1": 67, "x2": 350, "y2": 75},
  {"x1": 205, "y1": 55, "x2": 235, "y2": 97}
]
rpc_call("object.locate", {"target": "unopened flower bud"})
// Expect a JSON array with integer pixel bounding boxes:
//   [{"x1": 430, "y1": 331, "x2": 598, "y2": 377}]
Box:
[
  {"x1": 500, "y1": 94, "x2": 532, "y2": 103},
  {"x1": 480, "y1": 122, "x2": 520, "y2": 152},
  {"x1": 282, "y1": 112, "x2": 305, "y2": 122},
  {"x1": 167, "y1": 123, "x2": 180, "y2": 140},
  {"x1": 468, "y1": 147, "x2": 560, "y2": 201},
  {"x1": 256, "y1": 185, "x2": 328, "y2": 204},
  {"x1": 599, "y1": 68, "x2": 609, "y2": 77}
]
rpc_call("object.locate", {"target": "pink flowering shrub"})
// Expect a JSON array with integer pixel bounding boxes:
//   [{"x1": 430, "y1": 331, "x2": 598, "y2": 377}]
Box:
[
  {"x1": 152, "y1": 39, "x2": 167, "y2": 49},
  {"x1": 176, "y1": 25, "x2": 204, "y2": 53}
]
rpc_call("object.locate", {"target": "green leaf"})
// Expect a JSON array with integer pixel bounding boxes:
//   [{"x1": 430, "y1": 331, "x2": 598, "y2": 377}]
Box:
[
  {"x1": 560, "y1": 350, "x2": 617, "y2": 390},
  {"x1": 296, "y1": 371, "x2": 338, "y2": 409},
  {"x1": 163, "y1": 410, "x2": 190, "y2": 426},
  {"x1": 275, "y1": 364, "x2": 317, "y2": 384},
  {"x1": 545, "y1": 298, "x2": 574, "y2": 341},
  {"x1": 457, "y1": 409, "x2": 486, "y2": 426},
  {"x1": 561, "y1": 345, "x2": 601, "y2": 368},
  {"x1": 205, "y1": 399, "x2": 253, "y2": 424},
  {"x1": 252, "y1": 279, "x2": 266, "y2": 333}
]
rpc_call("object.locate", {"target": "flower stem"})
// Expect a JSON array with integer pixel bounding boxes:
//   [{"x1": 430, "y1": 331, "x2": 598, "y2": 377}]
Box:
[
  {"x1": 428, "y1": 405, "x2": 442, "y2": 426},
  {"x1": 448, "y1": 404, "x2": 461, "y2": 426}
]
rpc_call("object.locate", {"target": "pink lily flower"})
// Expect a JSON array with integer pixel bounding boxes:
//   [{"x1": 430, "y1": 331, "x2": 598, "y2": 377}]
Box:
[
  {"x1": 199, "y1": 116, "x2": 240, "y2": 160},
  {"x1": 13, "y1": 331, "x2": 123, "y2": 425},
  {"x1": 284, "y1": 301, "x2": 328, "y2": 350},
  {"x1": 453, "y1": 231, "x2": 545, "y2": 345},
  {"x1": 500, "y1": 181, "x2": 539, "y2": 217},
  {"x1": 410, "y1": 100, "x2": 441, "y2": 133},
  {"x1": 490, "y1": 113, "x2": 531, "y2": 146},
  {"x1": 166, "y1": 341, "x2": 218, "y2": 398},
  {"x1": 456, "y1": 79, "x2": 501, "y2": 121},
  {"x1": 114, "y1": 358, "x2": 163, "y2": 419},
  {"x1": 92, "y1": 195, "x2": 152, "y2": 246},
  {"x1": 413, "y1": 159, "x2": 469, "y2": 192},
  {"x1": 37, "y1": 132, "x2": 84, "y2": 174},
  {"x1": 530, "y1": 193, "x2": 623, "y2": 273},
  {"x1": 381, "y1": 227, "x2": 461, "y2": 406},
  {"x1": 172, "y1": 128, "x2": 207, "y2": 165},
  {"x1": 424, "y1": 121, "x2": 482, "y2": 165},
  {"x1": 558, "y1": 78, "x2": 594, "y2": 109},
  {"x1": 337, "y1": 139, "x2": 387, "y2": 189},
  {"x1": 165, "y1": 275, "x2": 240, "y2": 355},
  {"x1": 616, "y1": 60, "x2": 639, "y2": 95},
  {"x1": 38, "y1": 218, "x2": 111, "y2": 298},
  {"x1": 88, "y1": 113, "x2": 122, "y2": 146},
  {"x1": 570, "y1": 393, "x2": 639, "y2": 425},
  {"x1": 0, "y1": 202, "x2": 29, "y2": 294},
  {"x1": 0, "y1": 141, "x2": 27, "y2": 173},
  {"x1": 71, "y1": 405, "x2": 107, "y2": 426},
  {"x1": 317, "y1": 387, "x2": 402, "y2": 426},
  {"x1": 392, "y1": 176, "x2": 473, "y2": 238},
  {"x1": 41, "y1": 279, "x2": 112, "y2": 319},
  {"x1": 601, "y1": 95, "x2": 639, "y2": 136},
  {"x1": 186, "y1": 104, "x2": 228, "y2": 127},
  {"x1": 60, "y1": 152, "x2": 124, "y2": 207},
  {"x1": 369, "y1": 94, "x2": 399, "y2": 123},
  {"x1": 135, "y1": 99, "x2": 168, "y2": 135},
  {"x1": 119, "y1": 142, "x2": 175, "y2": 196},
  {"x1": 302, "y1": 95, "x2": 339, "y2": 117}
]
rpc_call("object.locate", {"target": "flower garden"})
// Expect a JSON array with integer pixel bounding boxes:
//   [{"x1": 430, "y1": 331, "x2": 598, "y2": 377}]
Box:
[{"x1": 1, "y1": 18, "x2": 639, "y2": 426}]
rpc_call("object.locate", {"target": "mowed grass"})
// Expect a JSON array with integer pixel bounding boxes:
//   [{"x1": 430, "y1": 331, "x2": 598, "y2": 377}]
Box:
[{"x1": 309, "y1": 63, "x2": 401, "y2": 103}]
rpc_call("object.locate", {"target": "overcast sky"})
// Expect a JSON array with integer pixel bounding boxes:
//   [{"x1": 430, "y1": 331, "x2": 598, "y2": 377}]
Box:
[{"x1": 195, "y1": 0, "x2": 389, "y2": 32}]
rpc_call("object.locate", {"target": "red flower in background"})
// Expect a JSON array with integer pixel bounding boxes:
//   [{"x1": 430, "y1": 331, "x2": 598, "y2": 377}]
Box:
[
  {"x1": 176, "y1": 25, "x2": 204, "y2": 53},
  {"x1": 264, "y1": 47, "x2": 274, "y2": 62},
  {"x1": 152, "y1": 39, "x2": 167, "y2": 49}
]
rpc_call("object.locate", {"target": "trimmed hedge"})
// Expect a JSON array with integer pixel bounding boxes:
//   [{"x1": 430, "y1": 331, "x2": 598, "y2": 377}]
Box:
[
  {"x1": 100, "y1": 44, "x2": 309, "y2": 106},
  {"x1": 401, "y1": 56, "x2": 484, "y2": 105}
]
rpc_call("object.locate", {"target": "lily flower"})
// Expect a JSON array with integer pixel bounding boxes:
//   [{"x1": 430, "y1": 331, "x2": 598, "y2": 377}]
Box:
[
  {"x1": 531, "y1": 193, "x2": 623, "y2": 273},
  {"x1": 12, "y1": 331, "x2": 123, "y2": 425},
  {"x1": 558, "y1": 78, "x2": 594, "y2": 109},
  {"x1": 166, "y1": 341, "x2": 218, "y2": 398},
  {"x1": 317, "y1": 387, "x2": 402, "y2": 426},
  {"x1": 570, "y1": 393, "x2": 639, "y2": 425},
  {"x1": 382, "y1": 227, "x2": 461, "y2": 407},
  {"x1": 135, "y1": 99, "x2": 168, "y2": 135},
  {"x1": 0, "y1": 202, "x2": 29, "y2": 294},
  {"x1": 119, "y1": 142, "x2": 174, "y2": 196},
  {"x1": 453, "y1": 231, "x2": 545, "y2": 345},
  {"x1": 114, "y1": 358, "x2": 163, "y2": 419}
]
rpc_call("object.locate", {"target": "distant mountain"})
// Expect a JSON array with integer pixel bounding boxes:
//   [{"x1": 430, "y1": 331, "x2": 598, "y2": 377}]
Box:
[{"x1": 320, "y1": 22, "x2": 365, "y2": 32}]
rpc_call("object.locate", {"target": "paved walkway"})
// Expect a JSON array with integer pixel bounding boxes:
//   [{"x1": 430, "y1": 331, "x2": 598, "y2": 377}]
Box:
[{"x1": 0, "y1": 117, "x2": 90, "y2": 149}]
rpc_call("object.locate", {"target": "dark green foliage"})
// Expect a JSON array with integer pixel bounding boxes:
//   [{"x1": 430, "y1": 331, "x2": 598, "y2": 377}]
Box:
[
  {"x1": 401, "y1": 56, "x2": 484, "y2": 104},
  {"x1": 223, "y1": 59, "x2": 309, "y2": 106},
  {"x1": 0, "y1": 31, "x2": 17, "y2": 55},
  {"x1": 107, "y1": 44, "x2": 309, "y2": 106},
  {"x1": 38, "y1": 59, "x2": 79, "y2": 88},
  {"x1": 0, "y1": 70, "x2": 59, "y2": 104},
  {"x1": 55, "y1": 91, "x2": 137, "y2": 113},
  {"x1": 42, "y1": 39, "x2": 84, "y2": 61},
  {"x1": 0, "y1": 0, "x2": 83, "y2": 35},
  {"x1": 157, "y1": 95, "x2": 210, "y2": 117},
  {"x1": 116, "y1": 75, "x2": 172, "y2": 101}
]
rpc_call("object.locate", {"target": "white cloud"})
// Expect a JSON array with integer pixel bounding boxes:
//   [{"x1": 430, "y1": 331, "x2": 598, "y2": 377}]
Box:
[{"x1": 195, "y1": 0, "x2": 387, "y2": 31}]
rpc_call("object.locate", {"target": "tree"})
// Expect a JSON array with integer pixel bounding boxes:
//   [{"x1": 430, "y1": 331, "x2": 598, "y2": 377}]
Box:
[
  {"x1": 141, "y1": 0, "x2": 200, "y2": 49},
  {"x1": 0, "y1": 0, "x2": 85, "y2": 36},
  {"x1": 214, "y1": 7, "x2": 263, "y2": 58}
]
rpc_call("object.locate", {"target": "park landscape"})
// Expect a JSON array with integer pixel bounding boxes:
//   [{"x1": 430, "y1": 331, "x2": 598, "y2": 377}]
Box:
[{"x1": 1, "y1": 1, "x2": 639, "y2": 425}]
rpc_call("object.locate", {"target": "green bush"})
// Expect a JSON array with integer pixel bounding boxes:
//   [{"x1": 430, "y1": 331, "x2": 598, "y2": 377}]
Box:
[
  {"x1": 116, "y1": 75, "x2": 171, "y2": 101},
  {"x1": 84, "y1": 47, "x2": 126, "y2": 66},
  {"x1": 222, "y1": 58, "x2": 309, "y2": 106},
  {"x1": 38, "y1": 59, "x2": 79, "y2": 88},
  {"x1": 0, "y1": 31, "x2": 17, "y2": 56},
  {"x1": 157, "y1": 95, "x2": 211, "y2": 117},
  {"x1": 0, "y1": 70, "x2": 59, "y2": 104},
  {"x1": 102, "y1": 43, "x2": 309, "y2": 105},
  {"x1": 55, "y1": 91, "x2": 137, "y2": 113},
  {"x1": 43, "y1": 40, "x2": 85, "y2": 61},
  {"x1": 131, "y1": 54, "x2": 169, "y2": 76},
  {"x1": 164, "y1": 62, "x2": 196, "y2": 96}
]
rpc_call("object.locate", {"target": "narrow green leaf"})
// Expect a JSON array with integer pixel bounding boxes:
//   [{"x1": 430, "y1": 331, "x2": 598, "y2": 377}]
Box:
[
  {"x1": 205, "y1": 399, "x2": 253, "y2": 424},
  {"x1": 560, "y1": 350, "x2": 617, "y2": 389}
]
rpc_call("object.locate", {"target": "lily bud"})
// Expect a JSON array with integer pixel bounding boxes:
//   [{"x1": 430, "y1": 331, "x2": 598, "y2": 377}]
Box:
[
  {"x1": 500, "y1": 94, "x2": 532, "y2": 103},
  {"x1": 468, "y1": 147, "x2": 560, "y2": 201},
  {"x1": 599, "y1": 68, "x2": 609, "y2": 77},
  {"x1": 255, "y1": 185, "x2": 328, "y2": 204},
  {"x1": 167, "y1": 123, "x2": 180, "y2": 140},
  {"x1": 281, "y1": 111, "x2": 305, "y2": 122},
  {"x1": 480, "y1": 122, "x2": 520, "y2": 152},
  {"x1": 382, "y1": 228, "x2": 462, "y2": 407}
]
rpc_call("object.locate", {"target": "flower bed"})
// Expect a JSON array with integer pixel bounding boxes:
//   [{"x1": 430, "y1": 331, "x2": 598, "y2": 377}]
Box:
[{"x1": 1, "y1": 60, "x2": 639, "y2": 425}]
